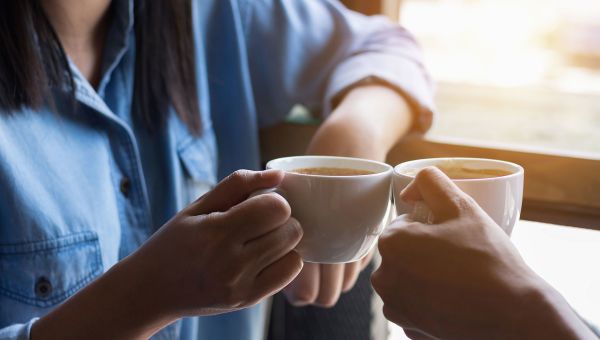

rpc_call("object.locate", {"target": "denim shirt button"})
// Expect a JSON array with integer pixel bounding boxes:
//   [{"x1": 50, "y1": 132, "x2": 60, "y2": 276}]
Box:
[
  {"x1": 35, "y1": 277, "x2": 52, "y2": 299},
  {"x1": 119, "y1": 177, "x2": 131, "y2": 197}
]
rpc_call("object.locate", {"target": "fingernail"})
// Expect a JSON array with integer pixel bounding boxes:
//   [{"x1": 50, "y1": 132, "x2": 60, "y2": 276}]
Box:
[{"x1": 290, "y1": 300, "x2": 309, "y2": 307}]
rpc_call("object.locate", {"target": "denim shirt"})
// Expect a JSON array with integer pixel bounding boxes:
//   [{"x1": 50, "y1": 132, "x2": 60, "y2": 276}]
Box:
[{"x1": 0, "y1": 0, "x2": 433, "y2": 339}]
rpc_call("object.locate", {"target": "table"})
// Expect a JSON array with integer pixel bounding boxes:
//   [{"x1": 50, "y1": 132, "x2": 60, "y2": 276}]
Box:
[{"x1": 389, "y1": 220, "x2": 600, "y2": 339}]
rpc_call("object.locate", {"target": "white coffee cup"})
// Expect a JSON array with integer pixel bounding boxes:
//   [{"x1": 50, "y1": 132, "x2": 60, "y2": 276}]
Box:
[
  {"x1": 264, "y1": 156, "x2": 393, "y2": 263},
  {"x1": 393, "y1": 158, "x2": 524, "y2": 235}
]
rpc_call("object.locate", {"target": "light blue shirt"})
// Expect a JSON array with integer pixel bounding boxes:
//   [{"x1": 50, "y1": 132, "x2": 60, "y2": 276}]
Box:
[{"x1": 0, "y1": 0, "x2": 433, "y2": 339}]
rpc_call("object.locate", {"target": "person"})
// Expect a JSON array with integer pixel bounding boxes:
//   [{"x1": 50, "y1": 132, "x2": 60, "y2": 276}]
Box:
[
  {"x1": 0, "y1": 0, "x2": 434, "y2": 339},
  {"x1": 371, "y1": 167, "x2": 599, "y2": 340}
]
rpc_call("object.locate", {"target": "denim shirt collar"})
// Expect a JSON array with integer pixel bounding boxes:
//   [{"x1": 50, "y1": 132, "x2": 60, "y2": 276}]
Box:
[
  {"x1": 97, "y1": 0, "x2": 135, "y2": 96},
  {"x1": 65, "y1": 0, "x2": 134, "y2": 97},
  {"x1": 66, "y1": 0, "x2": 134, "y2": 120}
]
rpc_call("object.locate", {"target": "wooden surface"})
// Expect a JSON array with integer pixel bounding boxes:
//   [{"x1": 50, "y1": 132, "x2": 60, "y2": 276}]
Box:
[
  {"x1": 260, "y1": 123, "x2": 600, "y2": 229},
  {"x1": 341, "y1": 0, "x2": 401, "y2": 21},
  {"x1": 340, "y1": 0, "x2": 383, "y2": 16}
]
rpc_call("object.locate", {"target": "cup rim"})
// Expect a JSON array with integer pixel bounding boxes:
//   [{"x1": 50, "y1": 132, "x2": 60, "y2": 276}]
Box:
[
  {"x1": 266, "y1": 155, "x2": 393, "y2": 179},
  {"x1": 393, "y1": 157, "x2": 524, "y2": 182}
]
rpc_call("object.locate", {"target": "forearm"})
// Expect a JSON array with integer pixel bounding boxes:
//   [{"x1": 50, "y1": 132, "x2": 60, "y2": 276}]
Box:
[
  {"x1": 31, "y1": 256, "x2": 171, "y2": 340},
  {"x1": 307, "y1": 84, "x2": 413, "y2": 161},
  {"x1": 521, "y1": 279, "x2": 598, "y2": 340}
]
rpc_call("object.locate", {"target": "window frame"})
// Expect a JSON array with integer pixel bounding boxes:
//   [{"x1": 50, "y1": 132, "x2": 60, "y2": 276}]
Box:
[{"x1": 341, "y1": 0, "x2": 400, "y2": 20}]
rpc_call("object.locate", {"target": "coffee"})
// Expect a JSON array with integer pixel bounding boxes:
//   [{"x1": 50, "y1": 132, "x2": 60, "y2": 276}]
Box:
[
  {"x1": 404, "y1": 165, "x2": 513, "y2": 179},
  {"x1": 292, "y1": 167, "x2": 375, "y2": 176}
]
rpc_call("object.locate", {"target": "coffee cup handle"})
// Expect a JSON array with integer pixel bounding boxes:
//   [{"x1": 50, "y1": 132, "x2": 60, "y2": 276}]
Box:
[{"x1": 410, "y1": 201, "x2": 435, "y2": 224}]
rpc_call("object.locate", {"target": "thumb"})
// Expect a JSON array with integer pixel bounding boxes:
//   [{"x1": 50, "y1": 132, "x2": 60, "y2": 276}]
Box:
[
  {"x1": 399, "y1": 167, "x2": 475, "y2": 222},
  {"x1": 187, "y1": 169, "x2": 284, "y2": 215}
]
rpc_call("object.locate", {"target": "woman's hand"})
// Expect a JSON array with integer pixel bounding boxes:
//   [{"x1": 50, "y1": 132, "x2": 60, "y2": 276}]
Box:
[
  {"x1": 33, "y1": 170, "x2": 304, "y2": 339},
  {"x1": 284, "y1": 84, "x2": 413, "y2": 307},
  {"x1": 133, "y1": 169, "x2": 304, "y2": 317},
  {"x1": 371, "y1": 167, "x2": 597, "y2": 340}
]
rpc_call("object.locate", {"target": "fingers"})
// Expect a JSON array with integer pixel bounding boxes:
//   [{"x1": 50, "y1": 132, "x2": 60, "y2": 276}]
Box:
[
  {"x1": 187, "y1": 169, "x2": 284, "y2": 215},
  {"x1": 254, "y1": 251, "x2": 303, "y2": 301},
  {"x1": 244, "y1": 218, "x2": 303, "y2": 272},
  {"x1": 341, "y1": 250, "x2": 374, "y2": 292},
  {"x1": 359, "y1": 249, "x2": 375, "y2": 269},
  {"x1": 285, "y1": 263, "x2": 348, "y2": 307},
  {"x1": 342, "y1": 261, "x2": 361, "y2": 292},
  {"x1": 217, "y1": 192, "x2": 292, "y2": 240},
  {"x1": 400, "y1": 167, "x2": 475, "y2": 222},
  {"x1": 283, "y1": 262, "x2": 320, "y2": 306},
  {"x1": 315, "y1": 264, "x2": 345, "y2": 307}
]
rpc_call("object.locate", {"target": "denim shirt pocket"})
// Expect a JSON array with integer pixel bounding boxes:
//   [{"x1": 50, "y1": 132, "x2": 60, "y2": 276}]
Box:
[
  {"x1": 178, "y1": 135, "x2": 218, "y2": 204},
  {"x1": 0, "y1": 231, "x2": 103, "y2": 308}
]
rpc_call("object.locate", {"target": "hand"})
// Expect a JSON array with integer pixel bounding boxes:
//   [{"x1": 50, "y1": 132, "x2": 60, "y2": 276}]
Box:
[
  {"x1": 33, "y1": 170, "x2": 304, "y2": 339},
  {"x1": 290, "y1": 84, "x2": 413, "y2": 307},
  {"x1": 371, "y1": 167, "x2": 596, "y2": 340},
  {"x1": 133, "y1": 170, "x2": 304, "y2": 317},
  {"x1": 283, "y1": 253, "x2": 373, "y2": 307}
]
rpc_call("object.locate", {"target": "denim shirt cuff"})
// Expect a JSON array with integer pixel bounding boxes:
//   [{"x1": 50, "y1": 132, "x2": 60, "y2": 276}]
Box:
[
  {"x1": 0, "y1": 318, "x2": 39, "y2": 340},
  {"x1": 324, "y1": 53, "x2": 436, "y2": 134}
]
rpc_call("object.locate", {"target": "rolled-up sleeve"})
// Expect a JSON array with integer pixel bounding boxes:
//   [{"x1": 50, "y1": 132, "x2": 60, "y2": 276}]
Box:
[
  {"x1": 242, "y1": 0, "x2": 434, "y2": 132},
  {"x1": 0, "y1": 319, "x2": 38, "y2": 340}
]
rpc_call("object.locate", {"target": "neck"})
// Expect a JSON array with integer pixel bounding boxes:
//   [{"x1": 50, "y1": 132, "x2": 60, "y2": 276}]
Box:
[{"x1": 42, "y1": 0, "x2": 112, "y2": 88}]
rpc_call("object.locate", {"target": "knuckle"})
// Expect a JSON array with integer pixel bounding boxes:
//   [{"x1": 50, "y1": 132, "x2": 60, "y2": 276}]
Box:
[
  {"x1": 379, "y1": 228, "x2": 406, "y2": 251},
  {"x1": 201, "y1": 211, "x2": 220, "y2": 226},
  {"x1": 316, "y1": 295, "x2": 339, "y2": 308},
  {"x1": 228, "y1": 169, "x2": 251, "y2": 186},
  {"x1": 377, "y1": 235, "x2": 393, "y2": 255},
  {"x1": 449, "y1": 195, "x2": 476, "y2": 214},
  {"x1": 291, "y1": 285, "x2": 318, "y2": 305},
  {"x1": 256, "y1": 193, "x2": 291, "y2": 220},
  {"x1": 288, "y1": 251, "x2": 304, "y2": 272},
  {"x1": 286, "y1": 218, "x2": 303, "y2": 240},
  {"x1": 416, "y1": 166, "x2": 441, "y2": 183},
  {"x1": 200, "y1": 212, "x2": 228, "y2": 237},
  {"x1": 243, "y1": 296, "x2": 263, "y2": 309}
]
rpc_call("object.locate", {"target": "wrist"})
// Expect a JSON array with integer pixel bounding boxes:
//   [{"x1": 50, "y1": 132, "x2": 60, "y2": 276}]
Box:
[
  {"x1": 32, "y1": 254, "x2": 174, "y2": 340},
  {"x1": 109, "y1": 252, "x2": 177, "y2": 336},
  {"x1": 512, "y1": 275, "x2": 596, "y2": 340},
  {"x1": 307, "y1": 116, "x2": 388, "y2": 161}
]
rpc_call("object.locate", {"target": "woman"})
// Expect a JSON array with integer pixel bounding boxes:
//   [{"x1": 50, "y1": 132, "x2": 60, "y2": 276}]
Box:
[{"x1": 0, "y1": 0, "x2": 433, "y2": 339}]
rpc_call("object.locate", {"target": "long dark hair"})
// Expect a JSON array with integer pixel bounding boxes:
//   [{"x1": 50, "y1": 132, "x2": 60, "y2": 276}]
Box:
[{"x1": 0, "y1": 0, "x2": 200, "y2": 134}]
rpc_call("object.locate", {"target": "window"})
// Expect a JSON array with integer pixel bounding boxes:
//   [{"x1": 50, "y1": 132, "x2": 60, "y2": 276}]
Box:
[{"x1": 399, "y1": 0, "x2": 600, "y2": 155}]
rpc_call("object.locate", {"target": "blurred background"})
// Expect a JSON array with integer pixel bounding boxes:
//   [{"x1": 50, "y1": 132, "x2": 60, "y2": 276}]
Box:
[
  {"x1": 397, "y1": 0, "x2": 600, "y2": 154},
  {"x1": 348, "y1": 1, "x2": 600, "y2": 338},
  {"x1": 333, "y1": 1, "x2": 600, "y2": 339}
]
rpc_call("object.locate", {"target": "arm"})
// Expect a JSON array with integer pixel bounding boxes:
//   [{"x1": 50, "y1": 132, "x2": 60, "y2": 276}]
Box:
[
  {"x1": 29, "y1": 170, "x2": 303, "y2": 339},
  {"x1": 371, "y1": 167, "x2": 597, "y2": 340},
  {"x1": 307, "y1": 84, "x2": 413, "y2": 162},
  {"x1": 245, "y1": 0, "x2": 434, "y2": 307},
  {"x1": 245, "y1": 0, "x2": 434, "y2": 130},
  {"x1": 282, "y1": 84, "x2": 413, "y2": 306}
]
